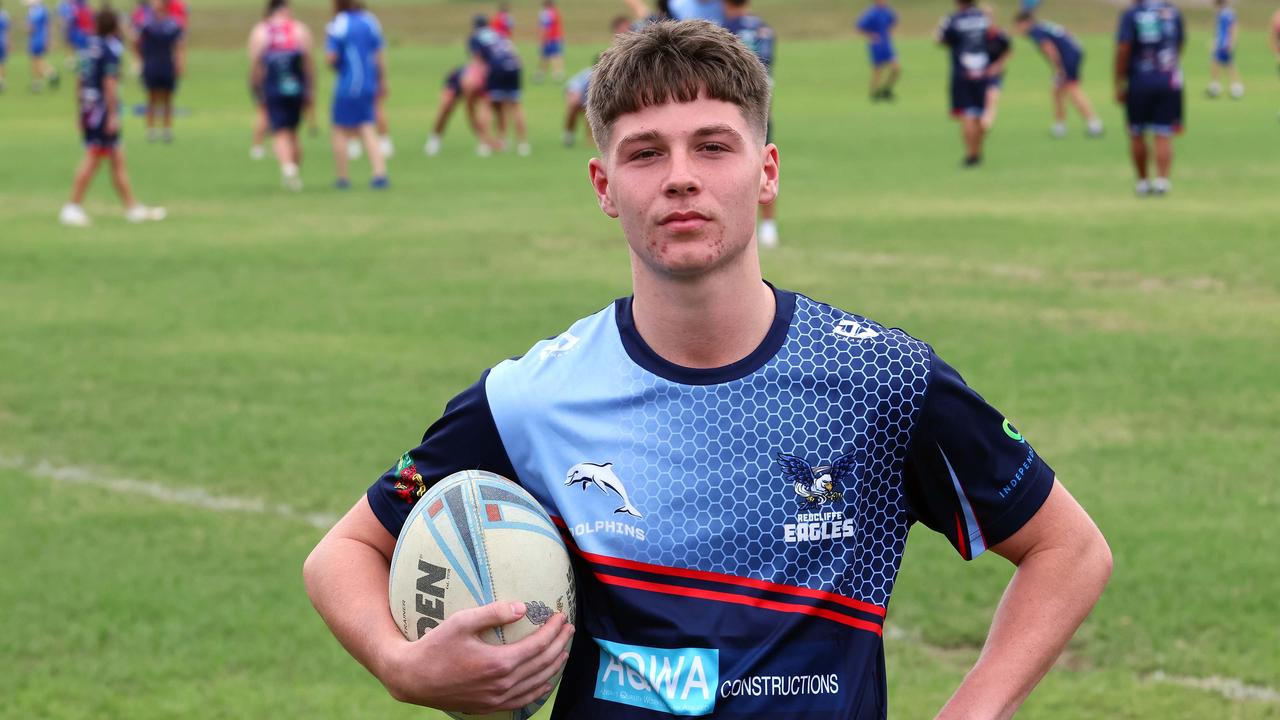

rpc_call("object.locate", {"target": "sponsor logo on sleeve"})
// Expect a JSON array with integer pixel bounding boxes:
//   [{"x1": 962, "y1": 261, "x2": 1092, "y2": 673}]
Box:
[{"x1": 593, "y1": 638, "x2": 718, "y2": 716}]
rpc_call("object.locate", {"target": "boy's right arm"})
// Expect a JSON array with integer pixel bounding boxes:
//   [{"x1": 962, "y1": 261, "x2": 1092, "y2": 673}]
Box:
[{"x1": 303, "y1": 495, "x2": 574, "y2": 715}]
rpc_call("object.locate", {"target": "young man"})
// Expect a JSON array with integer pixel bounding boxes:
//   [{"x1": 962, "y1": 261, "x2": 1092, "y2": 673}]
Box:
[
  {"x1": 855, "y1": 0, "x2": 899, "y2": 102},
  {"x1": 304, "y1": 20, "x2": 1111, "y2": 720},
  {"x1": 1207, "y1": 0, "x2": 1242, "y2": 99},
  {"x1": 137, "y1": 0, "x2": 183, "y2": 143},
  {"x1": 60, "y1": 7, "x2": 165, "y2": 226},
  {"x1": 535, "y1": 0, "x2": 564, "y2": 84},
  {"x1": 1015, "y1": 11, "x2": 1103, "y2": 138},
  {"x1": 423, "y1": 65, "x2": 464, "y2": 156},
  {"x1": 26, "y1": 0, "x2": 56, "y2": 91},
  {"x1": 937, "y1": 0, "x2": 1006, "y2": 166},
  {"x1": 326, "y1": 0, "x2": 387, "y2": 189},
  {"x1": 1115, "y1": 0, "x2": 1184, "y2": 196},
  {"x1": 249, "y1": 0, "x2": 313, "y2": 190},
  {"x1": 723, "y1": 0, "x2": 778, "y2": 248},
  {"x1": 0, "y1": 1, "x2": 9, "y2": 93}
]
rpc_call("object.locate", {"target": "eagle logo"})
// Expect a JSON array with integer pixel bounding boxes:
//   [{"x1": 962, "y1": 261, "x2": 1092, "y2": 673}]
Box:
[{"x1": 777, "y1": 451, "x2": 858, "y2": 506}]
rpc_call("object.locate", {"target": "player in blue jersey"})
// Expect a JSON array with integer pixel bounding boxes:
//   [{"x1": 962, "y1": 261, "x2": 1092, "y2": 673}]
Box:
[
  {"x1": 60, "y1": 7, "x2": 165, "y2": 226},
  {"x1": 56, "y1": 0, "x2": 86, "y2": 70},
  {"x1": 249, "y1": 0, "x2": 314, "y2": 190},
  {"x1": 0, "y1": 1, "x2": 9, "y2": 93},
  {"x1": 1207, "y1": 0, "x2": 1243, "y2": 99},
  {"x1": 724, "y1": 0, "x2": 779, "y2": 248},
  {"x1": 1015, "y1": 11, "x2": 1103, "y2": 138},
  {"x1": 137, "y1": 0, "x2": 184, "y2": 143},
  {"x1": 856, "y1": 0, "x2": 899, "y2": 102},
  {"x1": 26, "y1": 0, "x2": 57, "y2": 91},
  {"x1": 325, "y1": 0, "x2": 387, "y2": 189},
  {"x1": 937, "y1": 0, "x2": 1008, "y2": 166},
  {"x1": 470, "y1": 17, "x2": 530, "y2": 156},
  {"x1": 1115, "y1": 0, "x2": 1184, "y2": 196},
  {"x1": 305, "y1": 20, "x2": 1112, "y2": 720}
]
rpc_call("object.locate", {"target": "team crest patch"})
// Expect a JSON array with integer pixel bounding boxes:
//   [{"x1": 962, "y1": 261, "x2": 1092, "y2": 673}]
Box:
[
  {"x1": 777, "y1": 451, "x2": 856, "y2": 506},
  {"x1": 392, "y1": 452, "x2": 427, "y2": 505}
]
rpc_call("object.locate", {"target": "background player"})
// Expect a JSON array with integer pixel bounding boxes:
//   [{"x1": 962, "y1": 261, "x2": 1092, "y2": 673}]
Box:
[
  {"x1": 137, "y1": 0, "x2": 184, "y2": 143},
  {"x1": 978, "y1": 2, "x2": 1011, "y2": 131},
  {"x1": 325, "y1": 0, "x2": 387, "y2": 189},
  {"x1": 423, "y1": 65, "x2": 464, "y2": 156},
  {"x1": 491, "y1": 2, "x2": 512, "y2": 39},
  {"x1": 60, "y1": 7, "x2": 164, "y2": 226},
  {"x1": 1015, "y1": 11, "x2": 1103, "y2": 138},
  {"x1": 534, "y1": 0, "x2": 563, "y2": 83},
  {"x1": 856, "y1": 0, "x2": 899, "y2": 102},
  {"x1": 0, "y1": 1, "x2": 9, "y2": 93},
  {"x1": 26, "y1": 0, "x2": 56, "y2": 91},
  {"x1": 56, "y1": 0, "x2": 89, "y2": 71},
  {"x1": 724, "y1": 0, "x2": 779, "y2": 247},
  {"x1": 249, "y1": 0, "x2": 313, "y2": 190},
  {"x1": 1115, "y1": 0, "x2": 1184, "y2": 196},
  {"x1": 1206, "y1": 0, "x2": 1242, "y2": 99},
  {"x1": 471, "y1": 16, "x2": 529, "y2": 156},
  {"x1": 938, "y1": 0, "x2": 1003, "y2": 167}
]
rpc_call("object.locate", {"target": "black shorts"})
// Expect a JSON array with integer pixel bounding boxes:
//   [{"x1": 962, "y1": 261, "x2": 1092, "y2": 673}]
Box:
[
  {"x1": 80, "y1": 104, "x2": 120, "y2": 152},
  {"x1": 144, "y1": 70, "x2": 177, "y2": 92},
  {"x1": 266, "y1": 96, "x2": 304, "y2": 132},
  {"x1": 1125, "y1": 84, "x2": 1183, "y2": 136},
  {"x1": 950, "y1": 76, "x2": 987, "y2": 118}
]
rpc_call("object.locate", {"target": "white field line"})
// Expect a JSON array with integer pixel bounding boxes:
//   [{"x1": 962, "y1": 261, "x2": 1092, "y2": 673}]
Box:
[
  {"x1": 1, "y1": 454, "x2": 338, "y2": 529},
  {"x1": 1143, "y1": 671, "x2": 1280, "y2": 704}
]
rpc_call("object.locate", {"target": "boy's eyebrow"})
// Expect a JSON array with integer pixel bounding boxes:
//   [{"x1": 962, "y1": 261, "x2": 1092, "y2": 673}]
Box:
[{"x1": 615, "y1": 124, "x2": 746, "y2": 152}]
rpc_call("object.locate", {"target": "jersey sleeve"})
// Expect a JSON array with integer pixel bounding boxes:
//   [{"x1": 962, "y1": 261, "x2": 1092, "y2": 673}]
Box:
[
  {"x1": 366, "y1": 369, "x2": 520, "y2": 538},
  {"x1": 902, "y1": 349, "x2": 1055, "y2": 560},
  {"x1": 856, "y1": 9, "x2": 873, "y2": 32},
  {"x1": 936, "y1": 16, "x2": 954, "y2": 44},
  {"x1": 1116, "y1": 9, "x2": 1134, "y2": 43}
]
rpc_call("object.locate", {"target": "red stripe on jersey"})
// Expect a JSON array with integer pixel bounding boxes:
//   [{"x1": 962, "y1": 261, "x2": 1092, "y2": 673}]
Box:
[{"x1": 955, "y1": 512, "x2": 968, "y2": 559}]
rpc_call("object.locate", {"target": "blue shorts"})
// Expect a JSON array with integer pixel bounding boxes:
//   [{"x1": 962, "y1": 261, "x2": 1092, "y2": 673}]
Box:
[
  {"x1": 1214, "y1": 47, "x2": 1232, "y2": 65},
  {"x1": 1126, "y1": 84, "x2": 1183, "y2": 136},
  {"x1": 144, "y1": 70, "x2": 176, "y2": 92},
  {"x1": 66, "y1": 29, "x2": 88, "y2": 50},
  {"x1": 81, "y1": 103, "x2": 120, "y2": 152},
  {"x1": 487, "y1": 67, "x2": 521, "y2": 102},
  {"x1": 541, "y1": 39, "x2": 562, "y2": 58},
  {"x1": 444, "y1": 67, "x2": 462, "y2": 95},
  {"x1": 987, "y1": 72, "x2": 1004, "y2": 90},
  {"x1": 951, "y1": 77, "x2": 987, "y2": 117},
  {"x1": 332, "y1": 94, "x2": 375, "y2": 128},
  {"x1": 869, "y1": 44, "x2": 895, "y2": 67},
  {"x1": 266, "y1": 96, "x2": 303, "y2": 131},
  {"x1": 30, "y1": 42, "x2": 48, "y2": 58},
  {"x1": 1060, "y1": 56, "x2": 1081, "y2": 85}
]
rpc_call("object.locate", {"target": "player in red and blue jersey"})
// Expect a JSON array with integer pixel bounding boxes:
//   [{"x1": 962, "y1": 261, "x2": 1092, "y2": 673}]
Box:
[
  {"x1": 1015, "y1": 12, "x2": 1103, "y2": 138},
  {"x1": 535, "y1": 0, "x2": 564, "y2": 84},
  {"x1": 0, "y1": 2, "x2": 10, "y2": 93},
  {"x1": 491, "y1": 2, "x2": 513, "y2": 39},
  {"x1": 26, "y1": 0, "x2": 57, "y2": 91},
  {"x1": 937, "y1": 0, "x2": 1008, "y2": 166},
  {"x1": 137, "y1": 0, "x2": 184, "y2": 143},
  {"x1": 1115, "y1": 0, "x2": 1184, "y2": 196},
  {"x1": 60, "y1": 7, "x2": 165, "y2": 226},
  {"x1": 325, "y1": 0, "x2": 387, "y2": 188},
  {"x1": 1207, "y1": 0, "x2": 1242, "y2": 99},
  {"x1": 56, "y1": 0, "x2": 89, "y2": 69},
  {"x1": 856, "y1": 0, "x2": 899, "y2": 102},
  {"x1": 249, "y1": 0, "x2": 313, "y2": 190},
  {"x1": 306, "y1": 22, "x2": 1112, "y2": 720},
  {"x1": 724, "y1": 0, "x2": 779, "y2": 248}
]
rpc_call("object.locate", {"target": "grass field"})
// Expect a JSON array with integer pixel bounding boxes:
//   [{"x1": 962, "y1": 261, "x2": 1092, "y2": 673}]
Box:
[{"x1": 2, "y1": 1, "x2": 1279, "y2": 717}]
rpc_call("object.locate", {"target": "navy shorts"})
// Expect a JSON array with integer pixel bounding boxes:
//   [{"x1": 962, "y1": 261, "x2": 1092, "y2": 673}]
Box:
[
  {"x1": 541, "y1": 39, "x2": 562, "y2": 58},
  {"x1": 950, "y1": 77, "x2": 987, "y2": 117},
  {"x1": 266, "y1": 96, "x2": 303, "y2": 131},
  {"x1": 1060, "y1": 56, "x2": 1081, "y2": 85},
  {"x1": 869, "y1": 44, "x2": 895, "y2": 66},
  {"x1": 444, "y1": 67, "x2": 462, "y2": 95},
  {"x1": 81, "y1": 104, "x2": 120, "y2": 152},
  {"x1": 332, "y1": 93, "x2": 375, "y2": 128},
  {"x1": 1126, "y1": 84, "x2": 1183, "y2": 136},
  {"x1": 144, "y1": 70, "x2": 176, "y2": 92},
  {"x1": 487, "y1": 67, "x2": 521, "y2": 102}
]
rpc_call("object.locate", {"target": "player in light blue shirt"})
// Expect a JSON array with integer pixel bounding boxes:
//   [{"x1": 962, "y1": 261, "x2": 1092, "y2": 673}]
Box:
[
  {"x1": 1207, "y1": 0, "x2": 1242, "y2": 98},
  {"x1": 0, "y1": 2, "x2": 10, "y2": 93},
  {"x1": 325, "y1": 0, "x2": 387, "y2": 189},
  {"x1": 856, "y1": 0, "x2": 899, "y2": 101},
  {"x1": 667, "y1": 0, "x2": 722, "y2": 24}
]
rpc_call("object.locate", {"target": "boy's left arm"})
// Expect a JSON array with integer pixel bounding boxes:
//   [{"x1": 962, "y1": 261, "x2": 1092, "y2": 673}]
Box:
[{"x1": 935, "y1": 478, "x2": 1112, "y2": 720}]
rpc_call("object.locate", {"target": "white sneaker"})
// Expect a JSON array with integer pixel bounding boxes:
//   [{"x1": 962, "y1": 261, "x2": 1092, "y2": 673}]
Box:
[
  {"x1": 1206, "y1": 81, "x2": 1222, "y2": 98},
  {"x1": 517, "y1": 142, "x2": 532, "y2": 157},
  {"x1": 477, "y1": 143, "x2": 492, "y2": 158},
  {"x1": 1230, "y1": 83, "x2": 1244, "y2": 99},
  {"x1": 380, "y1": 136, "x2": 394, "y2": 158},
  {"x1": 424, "y1": 134, "x2": 441, "y2": 156},
  {"x1": 1086, "y1": 119, "x2": 1104, "y2": 137},
  {"x1": 1151, "y1": 177, "x2": 1171, "y2": 196},
  {"x1": 758, "y1": 220, "x2": 779, "y2": 248},
  {"x1": 249, "y1": 145, "x2": 265, "y2": 160},
  {"x1": 1050, "y1": 122, "x2": 1067, "y2": 139},
  {"x1": 563, "y1": 130, "x2": 576, "y2": 147},
  {"x1": 125, "y1": 204, "x2": 166, "y2": 222},
  {"x1": 347, "y1": 138, "x2": 363, "y2": 160},
  {"x1": 282, "y1": 163, "x2": 302, "y2": 192},
  {"x1": 1135, "y1": 179, "x2": 1152, "y2": 197},
  {"x1": 59, "y1": 203, "x2": 90, "y2": 227}
]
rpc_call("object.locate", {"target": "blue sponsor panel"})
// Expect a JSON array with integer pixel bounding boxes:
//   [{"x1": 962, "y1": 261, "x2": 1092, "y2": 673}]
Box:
[{"x1": 593, "y1": 638, "x2": 719, "y2": 716}]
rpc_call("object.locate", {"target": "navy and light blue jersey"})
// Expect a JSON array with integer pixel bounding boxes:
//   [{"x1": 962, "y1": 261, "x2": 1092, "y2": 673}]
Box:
[
  {"x1": 1117, "y1": 0, "x2": 1183, "y2": 88},
  {"x1": 77, "y1": 35, "x2": 122, "y2": 108},
  {"x1": 28, "y1": 3, "x2": 49, "y2": 50},
  {"x1": 1028, "y1": 21, "x2": 1082, "y2": 66},
  {"x1": 856, "y1": 5, "x2": 896, "y2": 54},
  {"x1": 325, "y1": 9, "x2": 382, "y2": 98},
  {"x1": 468, "y1": 26, "x2": 520, "y2": 72},
  {"x1": 368, "y1": 286, "x2": 1055, "y2": 719},
  {"x1": 1215, "y1": 7, "x2": 1235, "y2": 52},
  {"x1": 937, "y1": 7, "x2": 996, "y2": 81},
  {"x1": 723, "y1": 14, "x2": 774, "y2": 72},
  {"x1": 139, "y1": 17, "x2": 182, "y2": 75},
  {"x1": 261, "y1": 17, "x2": 307, "y2": 100}
]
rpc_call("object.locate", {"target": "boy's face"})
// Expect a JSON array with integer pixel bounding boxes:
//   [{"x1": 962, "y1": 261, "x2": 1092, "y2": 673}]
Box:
[{"x1": 589, "y1": 95, "x2": 779, "y2": 279}]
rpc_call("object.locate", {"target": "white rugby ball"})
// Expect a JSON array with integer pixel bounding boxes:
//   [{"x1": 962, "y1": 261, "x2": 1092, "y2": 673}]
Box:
[{"x1": 388, "y1": 469, "x2": 576, "y2": 720}]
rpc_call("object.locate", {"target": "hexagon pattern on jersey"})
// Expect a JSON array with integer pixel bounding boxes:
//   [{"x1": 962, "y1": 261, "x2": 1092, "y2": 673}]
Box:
[{"x1": 619, "y1": 296, "x2": 930, "y2": 608}]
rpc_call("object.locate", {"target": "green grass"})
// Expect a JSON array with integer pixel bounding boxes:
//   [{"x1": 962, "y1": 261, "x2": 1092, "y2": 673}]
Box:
[{"x1": 2, "y1": 6, "x2": 1279, "y2": 718}]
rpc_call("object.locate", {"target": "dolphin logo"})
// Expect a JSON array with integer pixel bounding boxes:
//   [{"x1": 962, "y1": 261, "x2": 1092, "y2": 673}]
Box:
[{"x1": 565, "y1": 462, "x2": 642, "y2": 518}]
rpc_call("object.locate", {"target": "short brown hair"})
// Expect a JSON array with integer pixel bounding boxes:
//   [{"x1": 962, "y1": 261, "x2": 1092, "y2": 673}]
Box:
[{"x1": 586, "y1": 20, "x2": 772, "y2": 150}]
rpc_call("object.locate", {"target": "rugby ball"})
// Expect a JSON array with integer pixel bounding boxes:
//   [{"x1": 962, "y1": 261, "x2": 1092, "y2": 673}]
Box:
[{"x1": 388, "y1": 469, "x2": 576, "y2": 720}]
